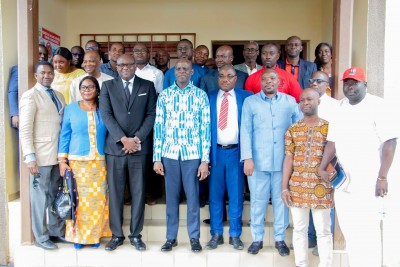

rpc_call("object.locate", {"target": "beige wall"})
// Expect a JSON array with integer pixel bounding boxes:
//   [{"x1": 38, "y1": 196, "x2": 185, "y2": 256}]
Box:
[
  {"x1": 352, "y1": 0, "x2": 368, "y2": 69},
  {"x1": 1, "y1": 0, "x2": 19, "y2": 200},
  {"x1": 39, "y1": 0, "x2": 68, "y2": 48},
  {"x1": 59, "y1": 0, "x2": 332, "y2": 61}
]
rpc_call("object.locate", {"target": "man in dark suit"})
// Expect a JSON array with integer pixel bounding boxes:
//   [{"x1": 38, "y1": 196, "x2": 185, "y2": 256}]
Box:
[
  {"x1": 205, "y1": 65, "x2": 252, "y2": 251},
  {"x1": 99, "y1": 54, "x2": 157, "y2": 251},
  {"x1": 277, "y1": 36, "x2": 317, "y2": 89},
  {"x1": 200, "y1": 45, "x2": 248, "y2": 93}
]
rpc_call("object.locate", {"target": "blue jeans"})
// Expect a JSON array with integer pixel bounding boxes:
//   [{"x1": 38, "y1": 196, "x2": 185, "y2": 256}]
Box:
[{"x1": 248, "y1": 170, "x2": 288, "y2": 242}]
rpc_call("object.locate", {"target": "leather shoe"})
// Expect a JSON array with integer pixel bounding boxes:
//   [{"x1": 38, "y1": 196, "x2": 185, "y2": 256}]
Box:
[
  {"x1": 203, "y1": 219, "x2": 210, "y2": 224},
  {"x1": 190, "y1": 238, "x2": 202, "y2": 253},
  {"x1": 247, "y1": 241, "x2": 263, "y2": 254},
  {"x1": 105, "y1": 236, "x2": 125, "y2": 251},
  {"x1": 49, "y1": 235, "x2": 70, "y2": 244},
  {"x1": 229, "y1": 237, "x2": 244, "y2": 250},
  {"x1": 275, "y1": 241, "x2": 290, "y2": 256},
  {"x1": 205, "y1": 234, "x2": 224, "y2": 250},
  {"x1": 35, "y1": 240, "x2": 58, "y2": 250},
  {"x1": 130, "y1": 235, "x2": 146, "y2": 251},
  {"x1": 161, "y1": 239, "x2": 177, "y2": 252}
]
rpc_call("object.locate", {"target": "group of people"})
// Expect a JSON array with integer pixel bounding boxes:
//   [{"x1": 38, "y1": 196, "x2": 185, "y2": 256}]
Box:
[{"x1": 9, "y1": 35, "x2": 397, "y2": 267}]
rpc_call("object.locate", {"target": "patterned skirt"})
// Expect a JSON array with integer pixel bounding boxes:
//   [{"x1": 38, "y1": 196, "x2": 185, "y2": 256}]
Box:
[{"x1": 65, "y1": 160, "x2": 112, "y2": 244}]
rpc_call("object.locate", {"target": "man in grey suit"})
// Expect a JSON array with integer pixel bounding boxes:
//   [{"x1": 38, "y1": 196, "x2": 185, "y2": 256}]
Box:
[
  {"x1": 200, "y1": 45, "x2": 248, "y2": 93},
  {"x1": 277, "y1": 36, "x2": 317, "y2": 89},
  {"x1": 100, "y1": 54, "x2": 157, "y2": 251},
  {"x1": 19, "y1": 61, "x2": 66, "y2": 250},
  {"x1": 234, "y1": 41, "x2": 262, "y2": 76}
]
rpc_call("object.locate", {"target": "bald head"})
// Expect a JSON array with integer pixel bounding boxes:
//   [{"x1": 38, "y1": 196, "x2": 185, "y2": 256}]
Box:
[
  {"x1": 215, "y1": 45, "x2": 234, "y2": 69},
  {"x1": 82, "y1": 50, "x2": 101, "y2": 76},
  {"x1": 175, "y1": 58, "x2": 193, "y2": 88},
  {"x1": 300, "y1": 88, "x2": 320, "y2": 117}
]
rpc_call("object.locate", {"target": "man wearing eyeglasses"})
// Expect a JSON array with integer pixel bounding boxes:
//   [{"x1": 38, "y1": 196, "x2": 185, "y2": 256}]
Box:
[
  {"x1": 100, "y1": 42, "x2": 125, "y2": 78},
  {"x1": 200, "y1": 45, "x2": 248, "y2": 93},
  {"x1": 133, "y1": 43, "x2": 164, "y2": 94},
  {"x1": 318, "y1": 67, "x2": 398, "y2": 267},
  {"x1": 234, "y1": 41, "x2": 262, "y2": 76},
  {"x1": 69, "y1": 51, "x2": 113, "y2": 103},
  {"x1": 163, "y1": 39, "x2": 207, "y2": 89},
  {"x1": 99, "y1": 54, "x2": 157, "y2": 251},
  {"x1": 205, "y1": 65, "x2": 252, "y2": 251},
  {"x1": 85, "y1": 40, "x2": 105, "y2": 64},
  {"x1": 277, "y1": 36, "x2": 317, "y2": 89}
]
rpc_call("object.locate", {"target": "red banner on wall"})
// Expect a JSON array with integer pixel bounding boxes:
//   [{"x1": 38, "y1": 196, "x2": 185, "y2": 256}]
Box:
[{"x1": 41, "y1": 27, "x2": 60, "y2": 46}]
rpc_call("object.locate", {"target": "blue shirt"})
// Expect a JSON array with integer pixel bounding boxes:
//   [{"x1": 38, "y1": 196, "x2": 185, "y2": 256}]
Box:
[
  {"x1": 240, "y1": 91, "x2": 301, "y2": 171},
  {"x1": 153, "y1": 82, "x2": 211, "y2": 162},
  {"x1": 100, "y1": 62, "x2": 119, "y2": 78},
  {"x1": 163, "y1": 63, "x2": 206, "y2": 89}
]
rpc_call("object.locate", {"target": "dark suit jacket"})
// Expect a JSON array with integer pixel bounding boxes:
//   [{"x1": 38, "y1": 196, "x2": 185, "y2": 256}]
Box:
[
  {"x1": 208, "y1": 88, "x2": 253, "y2": 167},
  {"x1": 99, "y1": 76, "x2": 157, "y2": 156},
  {"x1": 277, "y1": 58, "x2": 317, "y2": 89},
  {"x1": 200, "y1": 69, "x2": 248, "y2": 93},
  {"x1": 8, "y1": 65, "x2": 19, "y2": 119}
]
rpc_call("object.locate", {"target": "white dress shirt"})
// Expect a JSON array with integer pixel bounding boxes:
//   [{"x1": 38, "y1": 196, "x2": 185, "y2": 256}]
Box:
[
  {"x1": 69, "y1": 72, "x2": 114, "y2": 103},
  {"x1": 135, "y1": 63, "x2": 164, "y2": 93},
  {"x1": 217, "y1": 89, "x2": 238, "y2": 145},
  {"x1": 122, "y1": 77, "x2": 135, "y2": 94}
]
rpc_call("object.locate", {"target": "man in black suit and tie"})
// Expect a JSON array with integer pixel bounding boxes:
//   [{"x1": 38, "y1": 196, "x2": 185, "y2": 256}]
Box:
[{"x1": 100, "y1": 54, "x2": 157, "y2": 251}]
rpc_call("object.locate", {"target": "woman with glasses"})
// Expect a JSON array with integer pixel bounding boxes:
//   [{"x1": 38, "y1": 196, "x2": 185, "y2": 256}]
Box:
[
  {"x1": 51, "y1": 47, "x2": 86, "y2": 104},
  {"x1": 58, "y1": 76, "x2": 111, "y2": 249}
]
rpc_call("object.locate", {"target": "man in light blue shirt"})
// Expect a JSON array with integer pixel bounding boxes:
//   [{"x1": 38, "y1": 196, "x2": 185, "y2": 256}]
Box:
[
  {"x1": 153, "y1": 58, "x2": 211, "y2": 253},
  {"x1": 241, "y1": 69, "x2": 301, "y2": 256}
]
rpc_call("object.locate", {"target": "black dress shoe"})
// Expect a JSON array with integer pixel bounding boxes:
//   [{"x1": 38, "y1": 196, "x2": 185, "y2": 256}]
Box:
[
  {"x1": 105, "y1": 236, "x2": 125, "y2": 251},
  {"x1": 161, "y1": 239, "x2": 177, "y2": 252},
  {"x1": 203, "y1": 218, "x2": 211, "y2": 224},
  {"x1": 49, "y1": 236, "x2": 70, "y2": 244},
  {"x1": 248, "y1": 241, "x2": 263, "y2": 254},
  {"x1": 205, "y1": 234, "x2": 224, "y2": 250},
  {"x1": 130, "y1": 235, "x2": 146, "y2": 251},
  {"x1": 275, "y1": 241, "x2": 290, "y2": 256},
  {"x1": 190, "y1": 238, "x2": 202, "y2": 253},
  {"x1": 35, "y1": 240, "x2": 58, "y2": 250},
  {"x1": 229, "y1": 237, "x2": 244, "y2": 250}
]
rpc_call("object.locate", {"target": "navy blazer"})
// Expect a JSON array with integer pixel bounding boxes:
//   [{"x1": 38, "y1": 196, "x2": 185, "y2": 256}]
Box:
[
  {"x1": 99, "y1": 76, "x2": 157, "y2": 156},
  {"x1": 200, "y1": 69, "x2": 248, "y2": 93},
  {"x1": 208, "y1": 88, "x2": 253, "y2": 167},
  {"x1": 277, "y1": 58, "x2": 317, "y2": 89},
  {"x1": 8, "y1": 65, "x2": 19, "y2": 120}
]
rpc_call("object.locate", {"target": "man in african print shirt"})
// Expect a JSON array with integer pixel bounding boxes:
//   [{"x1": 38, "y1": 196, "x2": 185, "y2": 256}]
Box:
[{"x1": 281, "y1": 88, "x2": 333, "y2": 267}]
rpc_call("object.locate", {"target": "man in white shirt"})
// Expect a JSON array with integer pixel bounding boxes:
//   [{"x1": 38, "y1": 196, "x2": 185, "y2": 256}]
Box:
[
  {"x1": 133, "y1": 43, "x2": 164, "y2": 94},
  {"x1": 318, "y1": 67, "x2": 398, "y2": 267},
  {"x1": 70, "y1": 51, "x2": 113, "y2": 103}
]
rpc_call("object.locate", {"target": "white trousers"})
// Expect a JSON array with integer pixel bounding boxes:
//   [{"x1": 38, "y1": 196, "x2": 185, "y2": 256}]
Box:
[
  {"x1": 335, "y1": 190, "x2": 381, "y2": 267},
  {"x1": 291, "y1": 207, "x2": 333, "y2": 267}
]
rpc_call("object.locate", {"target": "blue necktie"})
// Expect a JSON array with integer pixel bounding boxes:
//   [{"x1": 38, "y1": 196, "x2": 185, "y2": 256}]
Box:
[{"x1": 47, "y1": 88, "x2": 60, "y2": 112}]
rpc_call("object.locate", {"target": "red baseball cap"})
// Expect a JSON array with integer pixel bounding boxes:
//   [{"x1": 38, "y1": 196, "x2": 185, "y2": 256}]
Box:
[{"x1": 341, "y1": 67, "x2": 367, "y2": 82}]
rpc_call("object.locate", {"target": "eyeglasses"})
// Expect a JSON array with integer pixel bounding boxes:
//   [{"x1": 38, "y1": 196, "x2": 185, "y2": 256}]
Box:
[
  {"x1": 80, "y1": 85, "x2": 96, "y2": 91},
  {"x1": 133, "y1": 49, "x2": 148, "y2": 53},
  {"x1": 72, "y1": 53, "x2": 83, "y2": 57},
  {"x1": 218, "y1": 75, "x2": 236, "y2": 80},
  {"x1": 116, "y1": 63, "x2": 135, "y2": 68},
  {"x1": 85, "y1": 46, "x2": 99, "y2": 51},
  {"x1": 177, "y1": 47, "x2": 190, "y2": 52},
  {"x1": 309, "y1": 78, "x2": 328, "y2": 84},
  {"x1": 243, "y1": 48, "x2": 258, "y2": 53}
]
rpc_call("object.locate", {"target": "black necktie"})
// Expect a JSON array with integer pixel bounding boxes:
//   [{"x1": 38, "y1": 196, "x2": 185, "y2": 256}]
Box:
[
  {"x1": 47, "y1": 88, "x2": 60, "y2": 111},
  {"x1": 124, "y1": 81, "x2": 131, "y2": 101}
]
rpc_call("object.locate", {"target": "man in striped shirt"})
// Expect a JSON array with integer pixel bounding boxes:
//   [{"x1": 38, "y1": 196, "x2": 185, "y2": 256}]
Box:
[{"x1": 153, "y1": 58, "x2": 211, "y2": 253}]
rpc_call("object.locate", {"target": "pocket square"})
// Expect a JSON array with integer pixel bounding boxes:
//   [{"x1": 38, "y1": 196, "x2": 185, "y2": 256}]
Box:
[{"x1": 138, "y1": 93, "x2": 147, "y2": 96}]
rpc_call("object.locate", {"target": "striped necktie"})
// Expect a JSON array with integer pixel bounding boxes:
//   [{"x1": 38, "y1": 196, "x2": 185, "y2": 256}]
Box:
[{"x1": 218, "y1": 92, "x2": 229, "y2": 130}]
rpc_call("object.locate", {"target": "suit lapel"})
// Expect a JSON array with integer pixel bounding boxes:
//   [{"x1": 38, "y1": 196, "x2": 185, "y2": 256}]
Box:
[
  {"x1": 235, "y1": 89, "x2": 243, "y2": 127},
  {"x1": 36, "y1": 86, "x2": 59, "y2": 113},
  {"x1": 210, "y1": 91, "x2": 218, "y2": 135},
  {"x1": 298, "y1": 59, "x2": 305, "y2": 85},
  {"x1": 128, "y1": 76, "x2": 141, "y2": 110}
]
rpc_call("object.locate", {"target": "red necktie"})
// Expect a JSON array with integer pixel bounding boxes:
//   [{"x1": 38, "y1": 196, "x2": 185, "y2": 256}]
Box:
[{"x1": 218, "y1": 92, "x2": 229, "y2": 130}]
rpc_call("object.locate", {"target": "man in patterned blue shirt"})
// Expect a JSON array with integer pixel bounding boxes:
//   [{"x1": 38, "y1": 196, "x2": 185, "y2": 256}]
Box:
[
  {"x1": 241, "y1": 69, "x2": 301, "y2": 256},
  {"x1": 153, "y1": 58, "x2": 211, "y2": 253}
]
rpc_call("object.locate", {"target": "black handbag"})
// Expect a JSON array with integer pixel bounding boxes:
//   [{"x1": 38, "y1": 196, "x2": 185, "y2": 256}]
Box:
[{"x1": 51, "y1": 170, "x2": 72, "y2": 220}]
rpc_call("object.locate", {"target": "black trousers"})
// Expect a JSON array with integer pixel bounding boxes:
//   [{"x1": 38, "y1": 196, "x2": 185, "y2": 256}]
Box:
[{"x1": 106, "y1": 154, "x2": 147, "y2": 238}]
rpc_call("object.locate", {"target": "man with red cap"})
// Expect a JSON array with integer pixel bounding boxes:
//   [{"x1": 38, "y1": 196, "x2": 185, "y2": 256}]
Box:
[{"x1": 318, "y1": 67, "x2": 398, "y2": 267}]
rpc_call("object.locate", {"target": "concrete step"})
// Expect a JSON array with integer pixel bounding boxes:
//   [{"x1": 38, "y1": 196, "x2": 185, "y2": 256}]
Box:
[
  {"x1": 123, "y1": 219, "x2": 291, "y2": 246},
  {"x1": 14, "y1": 241, "x2": 349, "y2": 267}
]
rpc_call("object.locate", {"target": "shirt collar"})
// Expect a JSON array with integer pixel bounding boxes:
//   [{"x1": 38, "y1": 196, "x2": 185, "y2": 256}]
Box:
[
  {"x1": 286, "y1": 58, "x2": 299, "y2": 67},
  {"x1": 218, "y1": 89, "x2": 235, "y2": 98},
  {"x1": 172, "y1": 81, "x2": 193, "y2": 92},
  {"x1": 121, "y1": 76, "x2": 135, "y2": 84},
  {"x1": 260, "y1": 90, "x2": 279, "y2": 101},
  {"x1": 36, "y1": 82, "x2": 50, "y2": 91}
]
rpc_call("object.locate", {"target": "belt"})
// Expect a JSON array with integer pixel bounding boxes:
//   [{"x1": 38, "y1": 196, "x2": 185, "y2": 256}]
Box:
[{"x1": 217, "y1": 144, "x2": 238, "y2": 149}]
